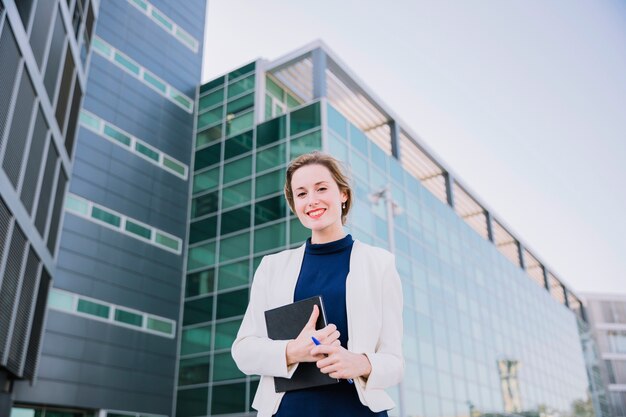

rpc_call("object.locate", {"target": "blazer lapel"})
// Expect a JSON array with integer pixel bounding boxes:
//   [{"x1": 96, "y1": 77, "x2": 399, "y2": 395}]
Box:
[{"x1": 275, "y1": 243, "x2": 306, "y2": 307}]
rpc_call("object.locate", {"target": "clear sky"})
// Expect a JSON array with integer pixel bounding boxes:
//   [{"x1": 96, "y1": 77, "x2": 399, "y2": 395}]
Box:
[{"x1": 202, "y1": 0, "x2": 626, "y2": 295}]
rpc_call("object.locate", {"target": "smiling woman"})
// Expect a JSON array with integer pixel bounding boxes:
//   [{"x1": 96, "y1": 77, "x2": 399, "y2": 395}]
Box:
[{"x1": 231, "y1": 151, "x2": 404, "y2": 417}]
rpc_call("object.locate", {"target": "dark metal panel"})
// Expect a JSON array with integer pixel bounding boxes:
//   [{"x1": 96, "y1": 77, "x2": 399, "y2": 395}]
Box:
[
  {"x1": 2, "y1": 69, "x2": 36, "y2": 188},
  {"x1": 0, "y1": 20, "x2": 21, "y2": 149}
]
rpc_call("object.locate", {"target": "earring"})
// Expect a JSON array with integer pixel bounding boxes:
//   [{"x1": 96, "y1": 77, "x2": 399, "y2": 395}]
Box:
[{"x1": 342, "y1": 202, "x2": 346, "y2": 210}]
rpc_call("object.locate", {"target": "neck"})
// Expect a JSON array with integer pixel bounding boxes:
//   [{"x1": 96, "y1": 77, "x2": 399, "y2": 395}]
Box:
[{"x1": 311, "y1": 226, "x2": 346, "y2": 244}]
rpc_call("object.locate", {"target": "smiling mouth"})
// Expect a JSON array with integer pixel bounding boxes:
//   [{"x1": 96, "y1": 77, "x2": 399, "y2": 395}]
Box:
[{"x1": 307, "y1": 208, "x2": 326, "y2": 219}]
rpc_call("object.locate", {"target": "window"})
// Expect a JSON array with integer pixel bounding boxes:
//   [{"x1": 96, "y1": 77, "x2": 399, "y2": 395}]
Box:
[
  {"x1": 226, "y1": 111, "x2": 253, "y2": 137},
  {"x1": 194, "y1": 143, "x2": 221, "y2": 171},
  {"x1": 254, "y1": 222, "x2": 285, "y2": 253},
  {"x1": 197, "y1": 106, "x2": 222, "y2": 130},
  {"x1": 196, "y1": 125, "x2": 222, "y2": 147},
  {"x1": 216, "y1": 288, "x2": 249, "y2": 320},
  {"x1": 146, "y1": 316, "x2": 174, "y2": 335},
  {"x1": 125, "y1": 220, "x2": 152, "y2": 240},
  {"x1": 255, "y1": 169, "x2": 284, "y2": 198},
  {"x1": 255, "y1": 195, "x2": 286, "y2": 226},
  {"x1": 223, "y1": 156, "x2": 251, "y2": 185},
  {"x1": 290, "y1": 218, "x2": 309, "y2": 245},
  {"x1": 221, "y1": 180, "x2": 251, "y2": 210},
  {"x1": 183, "y1": 296, "x2": 213, "y2": 326},
  {"x1": 91, "y1": 206, "x2": 121, "y2": 227},
  {"x1": 135, "y1": 142, "x2": 159, "y2": 161},
  {"x1": 212, "y1": 353, "x2": 245, "y2": 381},
  {"x1": 176, "y1": 388, "x2": 207, "y2": 417},
  {"x1": 192, "y1": 191, "x2": 219, "y2": 218},
  {"x1": 151, "y1": 9, "x2": 173, "y2": 30},
  {"x1": 218, "y1": 261, "x2": 249, "y2": 290},
  {"x1": 178, "y1": 356, "x2": 210, "y2": 386},
  {"x1": 227, "y1": 74, "x2": 254, "y2": 99},
  {"x1": 211, "y1": 383, "x2": 246, "y2": 414},
  {"x1": 226, "y1": 93, "x2": 254, "y2": 115},
  {"x1": 256, "y1": 142, "x2": 286, "y2": 173},
  {"x1": 155, "y1": 232, "x2": 180, "y2": 251},
  {"x1": 256, "y1": 115, "x2": 286, "y2": 147},
  {"x1": 189, "y1": 216, "x2": 217, "y2": 244},
  {"x1": 188, "y1": 242, "x2": 216, "y2": 271},
  {"x1": 327, "y1": 103, "x2": 347, "y2": 138},
  {"x1": 103, "y1": 125, "x2": 131, "y2": 146},
  {"x1": 219, "y1": 233, "x2": 249, "y2": 263},
  {"x1": 181, "y1": 325, "x2": 212, "y2": 355},
  {"x1": 115, "y1": 309, "x2": 143, "y2": 327},
  {"x1": 224, "y1": 130, "x2": 253, "y2": 160},
  {"x1": 199, "y1": 88, "x2": 223, "y2": 111},
  {"x1": 290, "y1": 102, "x2": 320, "y2": 135},
  {"x1": 48, "y1": 289, "x2": 73, "y2": 312},
  {"x1": 143, "y1": 71, "x2": 166, "y2": 93},
  {"x1": 220, "y1": 205, "x2": 251, "y2": 235},
  {"x1": 214, "y1": 319, "x2": 242, "y2": 349},
  {"x1": 185, "y1": 269, "x2": 215, "y2": 298},
  {"x1": 77, "y1": 299, "x2": 110, "y2": 319},
  {"x1": 163, "y1": 156, "x2": 186, "y2": 176},
  {"x1": 114, "y1": 51, "x2": 140, "y2": 75},
  {"x1": 290, "y1": 130, "x2": 321, "y2": 159}
]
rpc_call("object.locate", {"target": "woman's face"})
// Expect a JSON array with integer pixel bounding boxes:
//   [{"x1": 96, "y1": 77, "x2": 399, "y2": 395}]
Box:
[{"x1": 290, "y1": 164, "x2": 347, "y2": 243}]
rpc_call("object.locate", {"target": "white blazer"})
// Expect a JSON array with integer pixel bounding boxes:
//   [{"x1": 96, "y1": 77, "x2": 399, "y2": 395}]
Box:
[{"x1": 231, "y1": 239, "x2": 404, "y2": 417}]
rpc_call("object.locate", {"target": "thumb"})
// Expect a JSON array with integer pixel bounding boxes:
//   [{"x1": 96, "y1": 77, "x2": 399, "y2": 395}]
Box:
[{"x1": 304, "y1": 305, "x2": 319, "y2": 330}]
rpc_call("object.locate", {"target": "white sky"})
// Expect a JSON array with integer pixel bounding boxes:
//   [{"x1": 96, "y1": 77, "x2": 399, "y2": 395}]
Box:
[{"x1": 202, "y1": 0, "x2": 626, "y2": 295}]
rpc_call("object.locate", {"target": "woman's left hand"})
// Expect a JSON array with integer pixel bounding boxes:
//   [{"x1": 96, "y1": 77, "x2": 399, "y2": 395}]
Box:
[{"x1": 311, "y1": 344, "x2": 372, "y2": 380}]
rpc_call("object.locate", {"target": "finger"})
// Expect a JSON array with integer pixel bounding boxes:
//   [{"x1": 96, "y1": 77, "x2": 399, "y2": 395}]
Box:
[
  {"x1": 323, "y1": 330, "x2": 340, "y2": 343},
  {"x1": 311, "y1": 344, "x2": 337, "y2": 356},
  {"x1": 332, "y1": 340, "x2": 341, "y2": 346},
  {"x1": 304, "y1": 305, "x2": 319, "y2": 329},
  {"x1": 317, "y1": 323, "x2": 337, "y2": 338}
]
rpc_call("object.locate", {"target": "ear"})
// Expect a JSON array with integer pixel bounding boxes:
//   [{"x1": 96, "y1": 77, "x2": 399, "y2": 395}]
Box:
[{"x1": 340, "y1": 190, "x2": 348, "y2": 203}]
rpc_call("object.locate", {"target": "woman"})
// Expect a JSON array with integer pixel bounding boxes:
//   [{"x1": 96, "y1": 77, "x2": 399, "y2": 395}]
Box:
[{"x1": 232, "y1": 151, "x2": 403, "y2": 417}]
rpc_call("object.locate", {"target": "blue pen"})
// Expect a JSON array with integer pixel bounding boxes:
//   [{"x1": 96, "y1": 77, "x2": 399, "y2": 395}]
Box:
[{"x1": 311, "y1": 336, "x2": 353, "y2": 384}]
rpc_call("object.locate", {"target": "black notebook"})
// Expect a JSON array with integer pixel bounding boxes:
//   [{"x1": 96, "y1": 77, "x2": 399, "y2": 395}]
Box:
[{"x1": 264, "y1": 295, "x2": 339, "y2": 392}]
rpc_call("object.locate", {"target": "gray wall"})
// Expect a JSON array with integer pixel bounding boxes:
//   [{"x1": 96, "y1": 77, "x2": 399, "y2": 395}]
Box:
[{"x1": 13, "y1": 0, "x2": 207, "y2": 415}]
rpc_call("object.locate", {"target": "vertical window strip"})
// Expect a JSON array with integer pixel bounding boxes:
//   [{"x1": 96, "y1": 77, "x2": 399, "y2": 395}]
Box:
[
  {"x1": 64, "y1": 193, "x2": 183, "y2": 255},
  {"x1": 79, "y1": 110, "x2": 188, "y2": 179},
  {"x1": 48, "y1": 288, "x2": 176, "y2": 338},
  {"x1": 91, "y1": 36, "x2": 193, "y2": 112},
  {"x1": 127, "y1": 0, "x2": 199, "y2": 52}
]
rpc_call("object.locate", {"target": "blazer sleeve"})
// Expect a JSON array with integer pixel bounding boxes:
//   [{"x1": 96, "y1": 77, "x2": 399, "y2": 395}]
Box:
[
  {"x1": 231, "y1": 256, "x2": 298, "y2": 378},
  {"x1": 360, "y1": 254, "x2": 404, "y2": 390}
]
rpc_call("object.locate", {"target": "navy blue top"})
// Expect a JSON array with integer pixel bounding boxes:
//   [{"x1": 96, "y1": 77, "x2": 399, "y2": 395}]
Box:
[{"x1": 274, "y1": 234, "x2": 388, "y2": 417}]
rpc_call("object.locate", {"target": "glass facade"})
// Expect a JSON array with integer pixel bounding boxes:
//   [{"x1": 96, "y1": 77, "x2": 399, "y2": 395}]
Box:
[
  {"x1": 178, "y1": 54, "x2": 593, "y2": 417},
  {"x1": 583, "y1": 295, "x2": 626, "y2": 417}
]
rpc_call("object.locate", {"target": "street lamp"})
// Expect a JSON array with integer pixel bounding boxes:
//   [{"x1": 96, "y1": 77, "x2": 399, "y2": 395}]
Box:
[{"x1": 369, "y1": 184, "x2": 405, "y2": 417}]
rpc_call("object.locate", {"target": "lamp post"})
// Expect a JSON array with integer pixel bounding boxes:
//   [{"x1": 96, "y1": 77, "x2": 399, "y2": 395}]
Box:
[{"x1": 369, "y1": 184, "x2": 405, "y2": 417}]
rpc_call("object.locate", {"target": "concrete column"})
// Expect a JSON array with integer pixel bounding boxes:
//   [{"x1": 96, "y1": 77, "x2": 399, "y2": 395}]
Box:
[
  {"x1": 485, "y1": 211, "x2": 494, "y2": 243},
  {"x1": 444, "y1": 172, "x2": 454, "y2": 209},
  {"x1": 312, "y1": 48, "x2": 327, "y2": 99},
  {"x1": 390, "y1": 120, "x2": 401, "y2": 160}
]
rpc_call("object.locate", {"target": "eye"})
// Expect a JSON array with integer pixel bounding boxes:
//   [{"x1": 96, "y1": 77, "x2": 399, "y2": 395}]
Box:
[
  {"x1": 297, "y1": 192, "x2": 307, "y2": 198},
  {"x1": 317, "y1": 187, "x2": 327, "y2": 192}
]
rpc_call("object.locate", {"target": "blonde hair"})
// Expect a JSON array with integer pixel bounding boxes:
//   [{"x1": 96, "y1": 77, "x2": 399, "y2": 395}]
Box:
[{"x1": 284, "y1": 151, "x2": 353, "y2": 225}]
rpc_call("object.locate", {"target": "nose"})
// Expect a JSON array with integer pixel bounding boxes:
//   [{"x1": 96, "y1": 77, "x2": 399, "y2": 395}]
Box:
[{"x1": 307, "y1": 195, "x2": 319, "y2": 207}]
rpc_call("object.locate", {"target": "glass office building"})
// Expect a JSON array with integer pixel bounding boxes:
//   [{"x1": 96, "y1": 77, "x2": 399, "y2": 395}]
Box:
[
  {"x1": 0, "y1": 0, "x2": 94, "y2": 414},
  {"x1": 582, "y1": 293, "x2": 626, "y2": 417},
  {"x1": 11, "y1": 1, "x2": 206, "y2": 417},
  {"x1": 178, "y1": 42, "x2": 595, "y2": 417}
]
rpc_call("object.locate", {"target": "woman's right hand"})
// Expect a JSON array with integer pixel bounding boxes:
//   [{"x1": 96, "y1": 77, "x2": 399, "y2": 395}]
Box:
[{"x1": 285, "y1": 305, "x2": 340, "y2": 366}]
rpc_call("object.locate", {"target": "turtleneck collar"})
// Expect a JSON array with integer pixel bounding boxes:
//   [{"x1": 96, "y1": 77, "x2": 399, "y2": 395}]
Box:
[{"x1": 305, "y1": 234, "x2": 353, "y2": 255}]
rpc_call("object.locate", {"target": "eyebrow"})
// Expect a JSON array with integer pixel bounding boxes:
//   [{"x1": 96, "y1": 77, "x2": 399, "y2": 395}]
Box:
[{"x1": 294, "y1": 181, "x2": 329, "y2": 191}]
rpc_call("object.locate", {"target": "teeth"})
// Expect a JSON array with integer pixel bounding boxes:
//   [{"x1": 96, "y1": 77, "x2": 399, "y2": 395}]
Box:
[{"x1": 308, "y1": 209, "x2": 324, "y2": 216}]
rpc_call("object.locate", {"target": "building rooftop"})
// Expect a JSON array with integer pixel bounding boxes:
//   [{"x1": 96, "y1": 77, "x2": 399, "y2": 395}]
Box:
[{"x1": 253, "y1": 40, "x2": 585, "y2": 319}]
